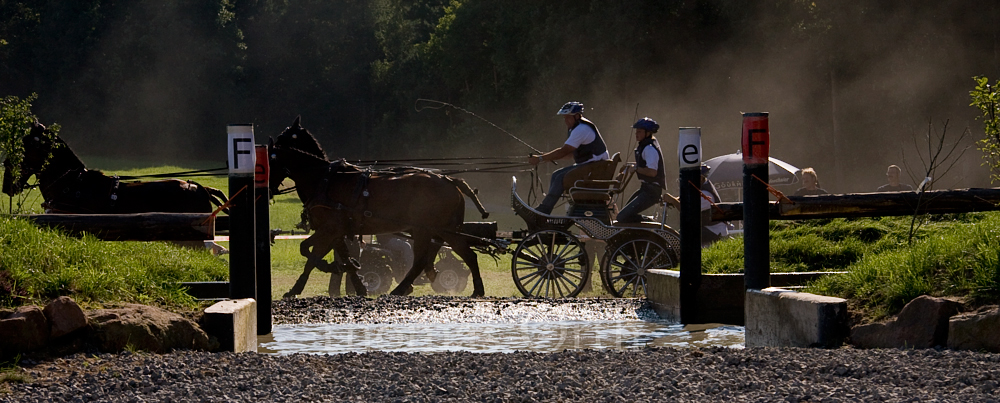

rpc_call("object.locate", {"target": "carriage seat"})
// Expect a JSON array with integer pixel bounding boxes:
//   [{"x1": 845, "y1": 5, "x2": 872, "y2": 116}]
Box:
[
  {"x1": 567, "y1": 155, "x2": 636, "y2": 205},
  {"x1": 561, "y1": 152, "x2": 622, "y2": 200}
]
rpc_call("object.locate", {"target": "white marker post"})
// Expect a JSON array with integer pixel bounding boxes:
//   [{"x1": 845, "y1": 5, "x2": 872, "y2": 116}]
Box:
[
  {"x1": 227, "y1": 124, "x2": 256, "y2": 300},
  {"x1": 678, "y1": 127, "x2": 702, "y2": 324}
]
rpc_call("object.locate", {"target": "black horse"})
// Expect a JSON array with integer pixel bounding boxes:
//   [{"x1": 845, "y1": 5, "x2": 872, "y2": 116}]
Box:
[
  {"x1": 2, "y1": 121, "x2": 229, "y2": 215},
  {"x1": 269, "y1": 117, "x2": 490, "y2": 298}
]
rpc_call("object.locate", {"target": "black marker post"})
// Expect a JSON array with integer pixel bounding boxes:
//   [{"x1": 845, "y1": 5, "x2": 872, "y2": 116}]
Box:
[
  {"x1": 677, "y1": 127, "x2": 702, "y2": 323},
  {"x1": 741, "y1": 113, "x2": 770, "y2": 291},
  {"x1": 227, "y1": 124, "x2": 256, "y2": 300}
]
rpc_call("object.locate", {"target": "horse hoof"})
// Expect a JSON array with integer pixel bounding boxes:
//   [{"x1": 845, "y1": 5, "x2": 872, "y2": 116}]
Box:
[
  {"x1": 390, "y1": 285, "x2": 414, "y2": 296},
  {"x1": 282, "y1": 293, "x2": 297, "y2": 300},
  {"x1": 470, "y1": 290, "x2": 485, "y2": 298}
]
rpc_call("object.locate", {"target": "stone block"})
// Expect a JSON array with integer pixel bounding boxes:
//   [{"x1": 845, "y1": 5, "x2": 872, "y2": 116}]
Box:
[
  {"x1": 745, "y1": 287, "x2": 848, "y2": 348},
  {"x1": 850, "y1": 295, "x2": 961, "y2": 349},
  {"x1": 0, "y1": 305, "x2": 50, "y2": 356},
  {"x1": 44, "y1": 296, "x2": 87, "y2": 338},
  {"x1": 202, "y1": 298, "x2": 257, "y2": 353},
  {"x1": 948, "y1": 306, "x2": 1000, "y2": 353},
  {"x1": 88, "y1": 304, "x2": 211, "y2": 353}
]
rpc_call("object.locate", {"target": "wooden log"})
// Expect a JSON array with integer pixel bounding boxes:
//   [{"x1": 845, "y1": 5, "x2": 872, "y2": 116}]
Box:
[
  {"x1": 711, "y1": 188, "x2": 1000, "y2": 222},
  {"x1": 19, "y1": 213, "x2": 215, "y2": 241}
]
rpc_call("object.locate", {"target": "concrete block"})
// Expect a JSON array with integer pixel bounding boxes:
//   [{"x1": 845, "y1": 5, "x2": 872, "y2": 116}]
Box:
[
  {"x1": 647, "y1": 270, "x2": 847, "y2": 326},
  {"x1": 645, "y1": 270, "x2": 747, "y2": 325},
  {"x1": 745, "y1": 288, "x2": 848, "y2": 348},
  {"x1": 202, "y1": 299, "x2": 257, "y2": 353},
  {"x1": 646, "y1": 269, "x2": 681, "y2": 321}
]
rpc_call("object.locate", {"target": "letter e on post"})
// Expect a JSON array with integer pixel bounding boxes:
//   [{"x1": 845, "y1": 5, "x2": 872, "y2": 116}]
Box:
[{"x1": 678, "y1": 127, "x2": 702, "y2": 169}]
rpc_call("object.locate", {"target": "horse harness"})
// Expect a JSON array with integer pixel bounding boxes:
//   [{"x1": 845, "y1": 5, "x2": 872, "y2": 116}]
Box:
[
  {"x1": 307, "y1": 161, "x2": 376, "y2": 235},
  {"x1": 41, "y1": 171, "x2": 123, "y2": 214}
]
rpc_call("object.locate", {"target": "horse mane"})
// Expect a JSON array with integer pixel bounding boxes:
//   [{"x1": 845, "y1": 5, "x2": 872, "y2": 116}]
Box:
[
  {"x1": 25, "y1": 122, "x2": 86, "y2": 172},
  {"x1": 279, "y1": 123, "x2": 328, "y2": 160},
  {"x1": 50, "y1": 135, "x2": 87, "y2": 171}
]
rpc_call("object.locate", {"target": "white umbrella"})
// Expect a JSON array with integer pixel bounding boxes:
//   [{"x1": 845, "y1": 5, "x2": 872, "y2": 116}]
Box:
[{"x1": 703, "y1": 151, "x2": 801, "y2": 191}]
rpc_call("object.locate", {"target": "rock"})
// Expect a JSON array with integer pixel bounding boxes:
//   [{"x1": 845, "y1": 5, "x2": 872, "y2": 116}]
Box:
[
  {"x1": 947, "y1": 306, "x2": 1000, "y2": 353},
  {"x1": 0, "y1": 305, "x2": 51, "y2": 356},
  {"x1": 43, "y1": 296, "x2": 88, "y2": 338},
  {"x1": 851, "y1": 295, "x2": 962, "y2": 349},
  {"x1": 87, "y1": 304, "x2": 211, "y2": 353}
]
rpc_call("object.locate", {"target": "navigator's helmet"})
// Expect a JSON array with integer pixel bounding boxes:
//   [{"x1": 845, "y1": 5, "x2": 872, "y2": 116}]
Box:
[{"x1": 556, "y1": 102, "x2": 584, "y2": 115}]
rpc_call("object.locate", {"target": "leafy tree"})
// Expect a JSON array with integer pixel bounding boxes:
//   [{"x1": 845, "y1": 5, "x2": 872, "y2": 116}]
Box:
[
  {"x1": 0, "y1": 93, "x2": 58, "y2": 214},
  {"x1": 0, "y1": 93, "x2": 41, "y2": 171},
  {"x1": 971, "y1": 76, "x2": 1000, "y2": 183}
]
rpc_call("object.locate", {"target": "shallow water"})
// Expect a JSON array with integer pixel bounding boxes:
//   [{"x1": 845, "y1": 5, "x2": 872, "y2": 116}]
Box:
[{"x1": 258, "y1": 321, "x2": 744, "y2": 354}]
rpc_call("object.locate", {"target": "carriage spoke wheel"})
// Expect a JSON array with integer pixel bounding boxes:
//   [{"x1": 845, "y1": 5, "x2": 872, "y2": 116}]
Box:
[
  {"x1": 511, "y1": 230, "x2": 590, "y2": 298},
  {"x1": 601, "y1": 235, "x2": 675, "y2": 298},
  {"x1": 357, "y1": 264, "x2": 393, "y2": 295}
]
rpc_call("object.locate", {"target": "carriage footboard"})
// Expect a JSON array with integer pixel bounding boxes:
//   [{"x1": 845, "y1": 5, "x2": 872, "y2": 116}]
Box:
[{"x1": 460, "y1": 221, "x2": 497, "y2": 242}]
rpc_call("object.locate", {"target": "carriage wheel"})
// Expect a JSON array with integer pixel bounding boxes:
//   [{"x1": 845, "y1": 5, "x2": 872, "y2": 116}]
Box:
[
  {"x1": 431, "y1": 250, "x2": 470, "y2": 294},
  {"x1": 431, "y1": 266, "x2": 469, "y2": 294},
  {"x1": 357, "y1": 264, "x2": 393, "y2": 295},
  {"x1": 359, "y1": 248, "x2": 394, "y2": 295},
  {"x1": 511, "y1": 230, "x2": 591, "y2": 298},
  {"x1": 600, "y1": 234, "x2": 676, "y2": 298}
]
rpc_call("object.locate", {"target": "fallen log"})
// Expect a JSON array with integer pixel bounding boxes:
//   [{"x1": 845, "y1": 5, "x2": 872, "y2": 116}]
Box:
[
  {"x1": 712, "y1": 188, "x2": 1000, "y2": 222},
  {"x1": 19, "y1": 213, "x2": 215, "y2": 241}
]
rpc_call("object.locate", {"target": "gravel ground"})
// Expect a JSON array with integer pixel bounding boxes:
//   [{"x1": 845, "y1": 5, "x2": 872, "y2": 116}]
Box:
[{"x1": 3, "y1": 296, "x2": 1000, "y2": 402}]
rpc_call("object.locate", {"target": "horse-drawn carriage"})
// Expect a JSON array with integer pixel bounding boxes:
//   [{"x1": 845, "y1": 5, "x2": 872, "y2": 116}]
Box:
[
  {"x1": 266, "y1": 117, "x2": 681, "y2": 299},
  {"x1": 505, "y1": 155, "x2": 680, "y2": 298}
]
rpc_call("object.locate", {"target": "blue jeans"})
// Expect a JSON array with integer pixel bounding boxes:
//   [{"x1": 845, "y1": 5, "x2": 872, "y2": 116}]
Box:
[
  {"x1": 616, "y1": 182, "x2": 663, "y2": 223},
  {"x1": 536, "y1": 164, "x2": 583, "y2": 214}
]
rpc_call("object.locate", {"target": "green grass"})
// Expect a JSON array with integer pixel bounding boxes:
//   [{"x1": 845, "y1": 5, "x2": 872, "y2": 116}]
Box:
[
  {"x1": 702, "y1": 214, "x2": 1000, "y2": 321},
  {"x1": 0, "y1": 215, "x2": 228, "y2": 309}
]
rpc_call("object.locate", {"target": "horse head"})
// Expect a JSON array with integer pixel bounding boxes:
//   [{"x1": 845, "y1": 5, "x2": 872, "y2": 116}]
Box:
[
  {"x1": 274, "y1": 116, "x2": 327, "y2": 160},
  {"x1": 2, "y1": 120, "x2": 62, "y2": 196},
  {"x1": 269, "y1": 116, "x2": 331, "y2": 198}
]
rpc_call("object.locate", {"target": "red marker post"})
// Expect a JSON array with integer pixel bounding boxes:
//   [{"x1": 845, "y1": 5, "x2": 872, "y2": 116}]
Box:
[
  {"x1": 741, "y1": 113, "x2": 770, "y2": 290},
  {"x1": 254, "y1": 145, "x2": 271, "y2": 335}
]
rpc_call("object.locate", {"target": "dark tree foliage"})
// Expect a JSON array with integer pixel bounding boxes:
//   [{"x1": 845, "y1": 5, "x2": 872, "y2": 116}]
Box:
[{"x1": 0, "y1": 0, "x2": 997, "y2": 179}]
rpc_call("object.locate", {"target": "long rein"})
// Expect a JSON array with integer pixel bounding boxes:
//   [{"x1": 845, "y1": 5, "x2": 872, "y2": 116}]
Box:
[{"x1": 272, "y1": 155, "x2": 545, "y2": 201}]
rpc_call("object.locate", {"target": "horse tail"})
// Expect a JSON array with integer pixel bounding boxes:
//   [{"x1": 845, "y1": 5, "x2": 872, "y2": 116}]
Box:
[
  {"x1": 194, "y1": 182, "x2": 230, "y2": 215},
  {"x1": 445, "y1": 176, "x2": 490, "y2": 219}
]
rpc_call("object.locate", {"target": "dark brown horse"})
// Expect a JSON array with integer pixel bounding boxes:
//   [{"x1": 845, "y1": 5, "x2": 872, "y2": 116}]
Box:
[
  {"x1": 269, "y1": 117, "x2": 490, "y2": 298},
  {"x1": 2, "y1": 121, "x2": 229, "y2": 215}
]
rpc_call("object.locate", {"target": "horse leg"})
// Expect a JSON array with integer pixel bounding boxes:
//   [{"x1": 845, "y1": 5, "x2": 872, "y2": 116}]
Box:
[
  {"x1": 285, "y1": 233, "x2": 337, "y2": 299},
  {"x1": 422, "y1": 239, "x2": 444, "y2": 283},
  {"x1": 390, "y1": 232, "x2": 435, "y2": 296},
  {"x1": 330, "y1": 238, "x2": 367, "y2": 297},
  {"x1": 440, "y1": 234, "x2": 485, "y2": 298},
  {"x1": 329, "y1": 272, "x2": 344, "y2": 297}
]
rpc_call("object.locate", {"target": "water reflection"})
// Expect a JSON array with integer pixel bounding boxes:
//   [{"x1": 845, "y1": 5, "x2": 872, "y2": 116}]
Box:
[{"x1": 259, "y1": 321, "x2": 744, "y2": 354}]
